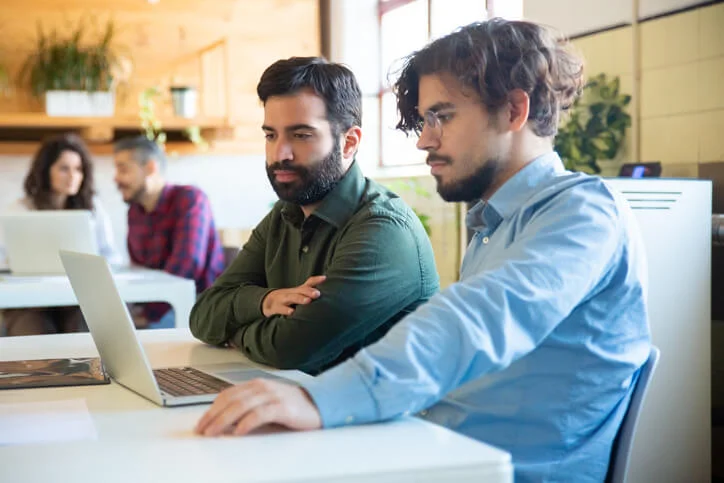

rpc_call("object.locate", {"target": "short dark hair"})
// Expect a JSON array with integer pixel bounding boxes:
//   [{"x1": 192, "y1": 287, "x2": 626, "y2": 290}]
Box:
[
  {"x1": 257, "y1": 57, "x2": 362, "y2": 135},
  {"x1": 113, "y1": 135, "x2": 167, "y2": 172},
  {"x1": 24, "y1": 133, "x2": 95, "y2": 211},
  {"x1": 394, "y1": 19, "x2": 584, "y2": 138}
]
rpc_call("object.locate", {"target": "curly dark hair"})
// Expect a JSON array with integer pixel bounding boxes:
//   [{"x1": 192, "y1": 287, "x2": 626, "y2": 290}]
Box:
[
  {"x1": 24, "y1": 133, "x2": 96, "y2": 210},
  {"x1": 394, "y1": 18, "x2": 584, "y2": 138},
  {"x1": 257, "y1": 56, "x2": 362, "y2": 136}
]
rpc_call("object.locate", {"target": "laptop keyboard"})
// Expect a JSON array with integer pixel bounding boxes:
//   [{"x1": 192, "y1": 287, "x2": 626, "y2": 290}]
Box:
[{"x1": 153, "y1": 367, "x2": 231, "y2": 397}]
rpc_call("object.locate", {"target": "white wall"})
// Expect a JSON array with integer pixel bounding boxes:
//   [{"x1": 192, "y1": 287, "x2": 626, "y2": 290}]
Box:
[
  {"x1": 0, "y1": 153, "x2": 277, "y2": 262},
  {"x1": 639, "y1": 0, "x2": 706, "y2": 18},
  {"x1": 524, "y1": 0, "x2": 632, "y2": 36},
  {"x1": 523, "y1": 0, "x2": 707, "y2": 36}
]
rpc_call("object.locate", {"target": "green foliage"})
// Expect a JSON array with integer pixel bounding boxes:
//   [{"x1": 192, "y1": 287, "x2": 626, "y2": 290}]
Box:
[
  {"x1": 383, "y1": 178, "x2": 432, "y2": 236},
  {"x1": 139, "y1": 87, "x2": 166, "y2": 147},
  {"x1": 19, "y1": 17, "x2": 119, "y2": 96},
  {"x1": 139, "y1": 86, "x2": 207, "y2": 151},
  {"x1": 184, "y1": 126, "x2": 209, "y2": 151},
  {"x1": 554, "y1": 73, "x2": 632, "y2": 174}
]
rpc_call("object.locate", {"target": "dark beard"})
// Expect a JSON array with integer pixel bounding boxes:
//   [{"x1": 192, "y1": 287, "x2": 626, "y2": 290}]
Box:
[
  {"x1": 266, "y1": 138, "x2": 345, "y2": 206},
  {"x1": 431, "y1": 154, "x2": 501, "y2": 203},
  {"x1": 123, "y1": 183, "x2": 147, "y2": 206}
]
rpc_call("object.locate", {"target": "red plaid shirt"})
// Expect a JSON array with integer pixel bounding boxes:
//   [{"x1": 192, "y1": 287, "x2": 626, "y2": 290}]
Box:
[{"x1": 127, "y1": 184, "x2": 225, "y2": 322}]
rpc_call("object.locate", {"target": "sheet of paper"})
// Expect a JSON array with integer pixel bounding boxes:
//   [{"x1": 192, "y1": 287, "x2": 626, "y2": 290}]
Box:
[{"x1": 0, "y1": 398, "x2": 97, "y2": 446}]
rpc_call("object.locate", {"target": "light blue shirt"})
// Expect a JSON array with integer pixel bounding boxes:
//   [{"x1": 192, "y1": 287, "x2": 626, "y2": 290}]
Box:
[{"x1": 304, "y1": 152, "x2": 651, "y2": 482}]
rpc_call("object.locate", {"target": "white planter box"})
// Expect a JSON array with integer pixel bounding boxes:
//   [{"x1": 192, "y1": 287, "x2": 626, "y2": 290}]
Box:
[{"x1": 45, "y1": 90, "x2": 115, "y2": 117}]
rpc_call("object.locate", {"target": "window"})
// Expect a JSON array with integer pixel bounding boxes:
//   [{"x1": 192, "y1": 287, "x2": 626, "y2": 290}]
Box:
[
  {"x1": 377, "y1": 0, "x2": 487, "y2": 167},
  {"x1": 375, "y1": 0, "x2": 523, "y2": 168}
]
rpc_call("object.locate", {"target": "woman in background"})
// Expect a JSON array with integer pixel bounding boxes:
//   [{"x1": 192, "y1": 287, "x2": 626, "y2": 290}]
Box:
[{"x1": 2, "y1": 133, "x2": 119, "y2": 336}]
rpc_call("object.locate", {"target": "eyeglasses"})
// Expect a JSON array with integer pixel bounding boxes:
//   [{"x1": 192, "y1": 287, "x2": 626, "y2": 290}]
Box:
[{"x1": 414, "y1": 110, "x2": 447, "y2": 141}]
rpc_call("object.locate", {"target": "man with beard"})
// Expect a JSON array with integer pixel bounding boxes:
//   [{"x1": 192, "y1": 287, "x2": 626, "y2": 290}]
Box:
[
  {"x1": 193, "y1": 20, "x2": 651, "y2": 483},
  {"x1": 113, "y1": 136, "x2": 225, "y2": 327},
  {"x1": 189, "y1": 57, "x2": 438, "y2": 375}
]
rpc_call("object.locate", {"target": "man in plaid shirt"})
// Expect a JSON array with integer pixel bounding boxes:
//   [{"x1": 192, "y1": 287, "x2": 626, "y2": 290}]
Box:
[{"x1": 113, "y1": 136, "x2": 225, "y2": 327}]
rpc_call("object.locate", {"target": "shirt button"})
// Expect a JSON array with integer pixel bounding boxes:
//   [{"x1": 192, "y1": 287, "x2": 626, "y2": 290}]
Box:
[
  {"x1": 419, "y1": 410, "x2": 428, "y2": 416},
  {"x1": 345, "y1": 415, "x2": 355, "y2": 424},
  {"x1": 482, "y1": 237, "x2": 489, "y2": 244},
  {"x1": 301, "y1": 246, "x2": 309, "y2": 253}
]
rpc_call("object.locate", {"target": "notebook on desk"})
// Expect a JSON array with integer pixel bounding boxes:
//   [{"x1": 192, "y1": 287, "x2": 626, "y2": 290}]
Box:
[
  {"x1": 0, "y1": 357, "x2": 109, "y2": 390},
  {"x1": 59, "y1": 250, "x2": 294, "y2": 407}
]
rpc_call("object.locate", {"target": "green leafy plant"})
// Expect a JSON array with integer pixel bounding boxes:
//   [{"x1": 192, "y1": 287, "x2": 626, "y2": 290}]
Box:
[
  {"x1": 383, "y1": 178, "x2": 432, "y2": 236},
  {"x1": 139, "y1": 86, "x2": 207, "y2": 151},
  {"x1": 19, "y1": 17, "x2": 119, "y2": 96},
  {"x1": 554, "y1": 73, "x2": 632, "y2": 174},
  {"x1": 139, "y1": 86, "x2": 166, "y2": 146},
  {"x1": 184, "y1": 126, "x2": 209, "y2": 151}
]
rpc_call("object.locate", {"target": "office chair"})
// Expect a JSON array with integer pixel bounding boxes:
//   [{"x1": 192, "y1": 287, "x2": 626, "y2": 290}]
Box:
[
  {"x1": 222, "y1": 246, "x2": 240, "y2": 269},
  {"x1": 606, "y1": 346, "x2": 661, "y2": 483}
]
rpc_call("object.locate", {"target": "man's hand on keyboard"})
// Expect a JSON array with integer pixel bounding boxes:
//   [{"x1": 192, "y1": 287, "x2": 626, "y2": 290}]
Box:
[{"x1": 195, "y1": 379, "x2": 322, "y2": 436}]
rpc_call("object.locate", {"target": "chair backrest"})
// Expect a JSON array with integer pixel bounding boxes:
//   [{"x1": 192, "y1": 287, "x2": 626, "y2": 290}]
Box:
[
  {"x1": 606, "y1": 346, "x2": 661, "y2": 483},
  {"x1": 222, "y1": 246, "x2": 240, "y2": 269}
]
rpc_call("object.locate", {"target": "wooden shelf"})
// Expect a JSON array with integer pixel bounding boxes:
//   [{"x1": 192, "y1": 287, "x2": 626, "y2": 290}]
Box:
[
  {"x1": 0, "y1": 113, "x2": 235, "y2": 153},
  {"x1": 0, "y1": 113, "x2": 229, "y2": 130},
  {"x1": 0, "y1": 140, "x2": 246, "y2": 156}
]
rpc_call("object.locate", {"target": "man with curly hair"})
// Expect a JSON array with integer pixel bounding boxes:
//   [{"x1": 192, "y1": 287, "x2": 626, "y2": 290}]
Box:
[{"x1": 194, "y1": 19, "x2": 651, "y2": 483}]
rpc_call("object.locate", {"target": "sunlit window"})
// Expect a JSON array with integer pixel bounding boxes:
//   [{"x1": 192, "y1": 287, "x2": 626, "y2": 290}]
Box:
[
  {"x1": 487, "y1": 0, "x2": 524, "y2": 20},
  {"x1": 378, "y1": 0, "x2": 489, "y2": 166}
]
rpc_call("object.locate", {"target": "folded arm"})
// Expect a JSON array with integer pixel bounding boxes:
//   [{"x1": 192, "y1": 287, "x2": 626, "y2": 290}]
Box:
[
  {"x1": 200, "y1": 214, "x2": 433, "y2": 373},
  {"x1": 190, "y1": 212, "x2": 272, "y2": 344}
]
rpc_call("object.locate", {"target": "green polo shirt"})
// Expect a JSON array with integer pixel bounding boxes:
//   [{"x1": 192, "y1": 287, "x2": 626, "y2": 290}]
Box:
[{"x1": 190, "y1": 162, "x2": 439, "y2": 374}]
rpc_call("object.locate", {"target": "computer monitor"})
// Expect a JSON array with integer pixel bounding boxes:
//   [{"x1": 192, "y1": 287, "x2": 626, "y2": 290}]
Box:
[{"x1": 618, "y1": 162, "x2": 662, "y2": 178}]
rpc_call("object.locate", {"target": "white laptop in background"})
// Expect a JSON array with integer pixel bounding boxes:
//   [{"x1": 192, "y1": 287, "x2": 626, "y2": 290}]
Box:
[
  {"x1": 1, "y1": 211, "x2": 98, "y2": 275},
  {"x1": 59, "y1": 250, "x2": 294, "y2": 407}
]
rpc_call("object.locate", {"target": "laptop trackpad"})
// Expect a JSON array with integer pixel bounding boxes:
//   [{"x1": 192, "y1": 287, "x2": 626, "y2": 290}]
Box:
[
  {"x1": 214, "y1": 368, "x2": 291, "y2": 384},
  {"x1": 196, "y1": 363, "x2": 306, "y2": 385}
]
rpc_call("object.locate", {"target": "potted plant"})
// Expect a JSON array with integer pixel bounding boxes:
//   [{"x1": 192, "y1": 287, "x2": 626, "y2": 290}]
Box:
[
  {"x1": 19, "y1": 18, "x2": 119, "y2": 117},
  {"x1": 554, "y1": 73, "x2": 632, "y2": 174},
  {"x1": 139, "y1": 86, "x2": 208, "y2": 151},
  {"x1": 170, "y1": 85, "x2": 198, "y2": 118}
]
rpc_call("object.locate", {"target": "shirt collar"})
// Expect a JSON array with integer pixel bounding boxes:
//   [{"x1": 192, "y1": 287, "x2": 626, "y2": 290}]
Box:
[
  {"x1": 134, "y1": 184, "x2": 173, "y2": 215},
  {"x1": 466, "y1": 152, "x2": 566, "y2": 232},
  {"x1": 280, "y1": 161, "x2": 366, "y2": 229}
]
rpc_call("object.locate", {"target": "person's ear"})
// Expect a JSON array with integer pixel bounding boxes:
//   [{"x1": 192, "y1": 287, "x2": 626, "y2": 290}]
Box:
[
  {"x1": 507, "y1": 88, "x2": 531, "y2": 132},
  {"x1": 145, "y1": 159, "x2": 160, "y2": 176},
  {"x1": 341, "y1": 126, "x2": 362, "y2": 159}
]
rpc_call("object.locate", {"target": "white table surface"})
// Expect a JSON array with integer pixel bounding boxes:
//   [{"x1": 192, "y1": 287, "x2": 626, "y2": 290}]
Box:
[
  {"x1": 0, "y1": 267, "x2": 196, "y2": 327},
  {"x1": 0, "y1": 329, "x2": 513, "y2": 483}
]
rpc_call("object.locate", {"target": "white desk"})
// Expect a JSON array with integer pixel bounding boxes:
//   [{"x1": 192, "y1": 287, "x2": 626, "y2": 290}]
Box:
[
  {"x1": 0, "y1": 267, "x2": 196, "y2": 327},
  {"x1": 0, "y1": 329, "x2": 512, "y2": 483}
]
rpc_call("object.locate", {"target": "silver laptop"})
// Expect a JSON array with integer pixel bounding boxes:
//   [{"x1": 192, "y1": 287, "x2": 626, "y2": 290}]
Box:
[
  {"x1": 59, "y1": 250, "x2": 292, "y2": 407},
  {"x1": 1, "y1": 211, "x2": 98, "y2": 275}
]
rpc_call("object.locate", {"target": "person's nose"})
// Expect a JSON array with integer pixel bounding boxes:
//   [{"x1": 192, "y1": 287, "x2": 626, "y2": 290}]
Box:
[
  {"x1": 271, "y1": 139, "x2": 294, "y2": 163},
  {"x1": 416, "y1": 124, "x2": 440, "y2": 152}
]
